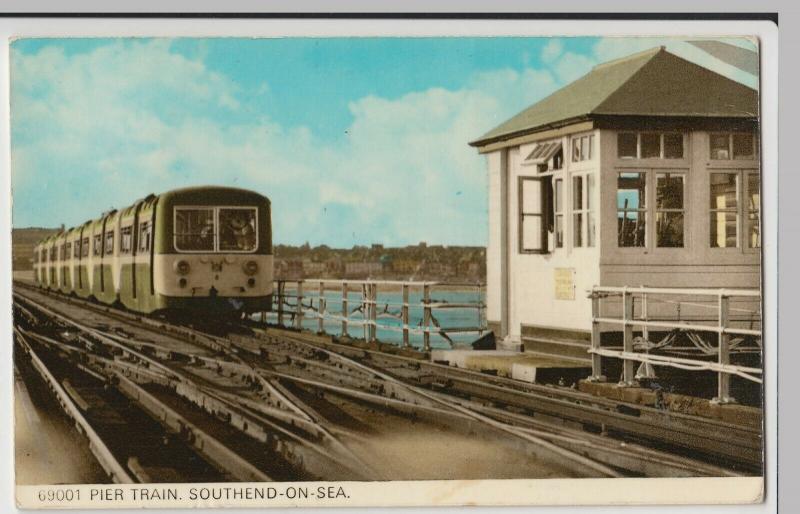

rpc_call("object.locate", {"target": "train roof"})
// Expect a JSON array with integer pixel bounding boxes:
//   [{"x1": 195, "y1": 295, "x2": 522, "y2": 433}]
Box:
[{"x1": 34, "y1": 185, "x2": 270, "y2": 246}]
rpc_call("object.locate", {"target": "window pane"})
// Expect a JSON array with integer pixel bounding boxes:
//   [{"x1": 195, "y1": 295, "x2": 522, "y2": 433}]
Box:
[
  {"x1": 657, "y1": 212, "x2": 684, "y2": 247},
  {"x1": 657, "y1": 173, "x2": 684, "y2": 209},
  {"x1": 641, "y1": 133, "x2": 661, "y2": 158},
  {"x1": 521, "y1": 215, "x2": 543, "y2": 251},
  {"x1": 664, "y1": 134, "x2": 684, "y2": 159},
  {"x1": 554, "y1": 179, "x2": 562, "y2": 213},
  {"x1": 618, "y1": 211, "x2": 646, "y2": 247},
  {"x1": 105, "y1": 233, "x2": 114, "y2": 254},
  {"x1": 573, "y1": 176, "x2": 583, "y2": 210},
  {"x1": 747, "y1": 212, "x2": 760, "y2": 248},
  {"x1": 175, "y1": 208, "x2": 215, "y2": 251},
  {"x1": 587, "y1": 135, "x2": 594, "y2": 160},
  {"x1": 747, "y1": 174, "x2": 760, "y2": 211},
  {"x1": 617, "y1": 172, "x2": 646, "y2": 209},
  {"x1": 710, "y1": 212, "x2": 738, "y2": 248},
  {"x1": 555, "y1": 215, "x2": 564, "y2": 248},
  {"x1": 733, "y1": 133, "x2": 754, "y2": 159},
  {"x1": 521, "y1": 179, "x2": 541, "y2": 214},
  {"x1": 587, "y1": 212, "x2": 596, "y2": 247},
  {"x1": 573, "y1": 213, "x2": 583, "y2": 247},
  {"x1": 219, "y1": 208, "x2": 258, "y2": 252},
  {"x1": 710, "y1": 173, "x2": 738, "y2": 210},
  {"x1": 82, "y1": 238, "x2": 89, "y2": 257},
  {"x1": 93, "y1": 235, "x2": 101, "y2": 256},
  {"x1": 572, "y1": 138, "x2": 581, "y2": 162},
  {"x1": 618, "y1": 133, "x2": 637, "y2": 158},
  {"x1": 710, "y1": 134, "x2": 730, "y2": 160},
  {"x1": 586, "y1": 174, "x2": 595, "y2": 210}
]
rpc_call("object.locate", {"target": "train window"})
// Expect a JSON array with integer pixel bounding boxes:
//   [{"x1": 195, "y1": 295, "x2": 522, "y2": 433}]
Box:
[
  {"x1": 121, "y1": 226, "x2": 133, "y2": 254},
  {"x1": 175, "y1": 208, "x2": 215, "y2": 251},
  {"x1": 617, "y1": 172, "x2": 647, "y2": 247},
  {"x1": 139, "y1": 221, "x2": 151, "y2": 252},
  {"x1": 105, "y1": 232, "x2": 114, "y2": 254},
  {"x1": 74, "y1": 240, "x2": 81, "y2": 258},
  {"x1": 66, "y1": 242, "x2": 72, "y2": 259},
  {"x1": 93, "y1": 234, "x2": 102, "y2": 256},
  {"x1": 656, "y1": 173, "x2": 685, "y2": 247},
  {"x1": 219, "y1": 208, "x2": 258, "y2": 252}
]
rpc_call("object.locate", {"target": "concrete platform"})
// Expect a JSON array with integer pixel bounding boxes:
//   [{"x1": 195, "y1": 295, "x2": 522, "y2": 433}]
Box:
[{"x1": 430, "y1": 349, "x2": 590, "y2": 384}]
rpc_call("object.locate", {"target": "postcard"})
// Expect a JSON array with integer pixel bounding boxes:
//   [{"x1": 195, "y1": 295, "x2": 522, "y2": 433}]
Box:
[{"x1": 5, "y1": 17, "x2": 776, "y2": 509}]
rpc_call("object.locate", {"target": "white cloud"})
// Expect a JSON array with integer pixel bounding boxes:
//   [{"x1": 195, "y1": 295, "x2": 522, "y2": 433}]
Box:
[
  {"x1": 540, "y1": 39, "x2": 563, "y2": 63},
  {"x1": 11, "y1": 40, "x2": 567, "y2": 247},
  {"x1": 12, "y1": 37, "x2": 756, "y2": 246}
]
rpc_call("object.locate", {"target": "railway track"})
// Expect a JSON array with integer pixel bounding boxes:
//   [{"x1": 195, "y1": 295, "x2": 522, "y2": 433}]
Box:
[{"x1": 12, "y1": 281, "x2": 758, "y2": 482}]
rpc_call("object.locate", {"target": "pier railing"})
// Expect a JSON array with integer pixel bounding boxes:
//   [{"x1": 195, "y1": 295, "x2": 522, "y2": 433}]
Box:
[
  {"x1": 267, "y1": 279, "x2": 486, "y2": 352},
  {"x1": 589, "y1": 285, "x2": 762, "y2": 404}
]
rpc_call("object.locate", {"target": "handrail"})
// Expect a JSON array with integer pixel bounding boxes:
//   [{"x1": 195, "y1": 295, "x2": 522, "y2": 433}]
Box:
[{"x1": 589, "y1": 285, "x2": 762, "y2": 404}]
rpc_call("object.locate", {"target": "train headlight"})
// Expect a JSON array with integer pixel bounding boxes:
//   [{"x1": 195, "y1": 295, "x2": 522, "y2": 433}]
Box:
[
  {"x1": 243, "y1": 260, "x2": 259, "y2": 276},
  {"x1": 175, "y1": 260, "x2": 191, "y2": 275}
]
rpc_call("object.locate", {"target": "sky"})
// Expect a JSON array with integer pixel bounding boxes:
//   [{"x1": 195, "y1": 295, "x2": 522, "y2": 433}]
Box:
[{"x1": 10, "y1": 36, "x2": 757, "y2": 247}]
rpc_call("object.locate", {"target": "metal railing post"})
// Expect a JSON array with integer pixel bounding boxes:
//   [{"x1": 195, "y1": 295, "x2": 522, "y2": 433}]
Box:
[
  {"x1": 317, "y1": 281, "x2": 325, "y2": 334},
  {"x1": 368, "y1": 283, "x2": 377, "y2": 343},
  {"x1": 277, "y1": 281, "x2": 285, "y2": 327},
  {"x1": 402, "y1": 284, "x2": 410, "y2": 348},
  {"x1": 620, "y1": 288, "x2": 637, "y2": 387},
  {"x1": 423, "y1": 284, "x2": 431, "y2": 352},
  {"x1": 714, "y1": 294, "x2": 735, "y2": 404},
  {"x1": 341, "y1": 282, "x2": 349, "y2": 338},
  {"x1": 294, "y1": 280, "x2": 304, "y2": 330},
  {"x1": 590, "y1": 290, "x2": 606, "y2": 381}
]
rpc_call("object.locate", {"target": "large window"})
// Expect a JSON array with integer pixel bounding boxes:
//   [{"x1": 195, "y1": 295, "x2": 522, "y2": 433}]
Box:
[
  {"x1": 81, "y1": 237, "x2": 90, "y2": 257},
  {"x1": 519, "y1": 178, "x2": 546, "y2": 253},
  {"x1": 175, "y1": 206, "x2": 259, "y2": 253},
  {"x1": 617, "y1": 172, "x2": 647, "y2": 247},
  {"x1": 709, "y1": 171, "x2": 761, "y2": 249},
  {"x1": 709, "y1": 173, "x2": 738, "y2": 248},
  {"x1": 93, "y1": 234, "x2": 102, "y2": 256},
  {"x1": 219, "y1": 208, "x2": 258, "y2": 252},
  {"x1": 618, "y1": 132, "x2": 684, "y2": 160},
  {"x1": 656, "y1": 173, "x2": 685, "y2": 247},
  {"x1": 175, "y1": 208, "x2": 215, "y2": 252},
  {"x1": 710, "y1": 132, "x2": 756, "y2": 160}
]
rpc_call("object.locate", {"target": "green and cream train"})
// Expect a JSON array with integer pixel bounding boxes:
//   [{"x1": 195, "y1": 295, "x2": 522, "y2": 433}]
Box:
[{"x1": 32, "y1": 186, "x2": 273, "y2": 314}]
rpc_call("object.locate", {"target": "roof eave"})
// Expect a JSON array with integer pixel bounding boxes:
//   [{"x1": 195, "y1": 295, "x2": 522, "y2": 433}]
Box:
[{"x1": 468, "y1": 114, "x2": 592, "y2": 148}]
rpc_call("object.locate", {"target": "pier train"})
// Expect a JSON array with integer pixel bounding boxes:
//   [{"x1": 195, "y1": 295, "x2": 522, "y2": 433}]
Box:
[{"x1": 32, "y1": 186, "x2": 273, "y2": 314}]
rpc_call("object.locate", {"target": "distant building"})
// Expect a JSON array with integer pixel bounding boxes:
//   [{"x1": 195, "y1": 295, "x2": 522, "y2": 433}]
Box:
[
  {"x1": 469, "y1": 47, "x2": 759, "y2": 343},
  {"x1": 344, "y1": 261, "x2": 383, "y2": 277}
]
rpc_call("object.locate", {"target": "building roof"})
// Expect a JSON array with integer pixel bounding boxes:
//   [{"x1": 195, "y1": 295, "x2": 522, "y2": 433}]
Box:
[{"x1": 469, "y1": 46, "x2": 758, "y2": 148}]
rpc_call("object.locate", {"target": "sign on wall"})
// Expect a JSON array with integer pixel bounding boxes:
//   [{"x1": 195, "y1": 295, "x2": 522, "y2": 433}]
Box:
[{"x1": 554, "y1": 267, "x2": 576, "y2": 300}]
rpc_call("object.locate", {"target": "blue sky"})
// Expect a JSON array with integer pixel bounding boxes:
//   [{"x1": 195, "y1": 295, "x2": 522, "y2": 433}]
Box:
[{"x1": 10, "y1": 36, "x2": 756, "y2": 247}]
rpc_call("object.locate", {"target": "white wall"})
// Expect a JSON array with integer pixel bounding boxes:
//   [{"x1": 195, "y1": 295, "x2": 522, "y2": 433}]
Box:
[{"x1": 485, "y1": 150, "x2": 504, "y2": 329}]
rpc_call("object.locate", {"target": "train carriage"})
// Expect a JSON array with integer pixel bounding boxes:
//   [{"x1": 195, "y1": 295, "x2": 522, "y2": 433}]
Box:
[{"x1": 34, "y1": 186, "x2": 273, "y2": 315}]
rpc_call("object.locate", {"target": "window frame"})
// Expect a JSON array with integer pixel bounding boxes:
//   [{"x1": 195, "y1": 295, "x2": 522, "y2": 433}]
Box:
[
  {"x1": 571, "y1": 134, "x2": 594, "y2": 163},
  {"x1": 616, "y1": 171, "x2": 649, "y2": 248},
  {"x1": 138, "y1": 220, "x2": 152, "y2": 253},
  {"x1": 708, "y1": 169, "x2": 761, "y2": 251},
  {"x1": 173, "y1": 205, "x2": 260, "y2": 254},
  {"x1": 120, "y1": 225, "x2": 133, "y2": 254},
  {"x1": 709, "y1": 172, "x2": 740, "y2": 249},
  {"x1": 570, "y1": 173, "x2": 596, "y2": 248},
  {"x1": 709, "y1": 132, "x2": 757, "y2": 161},
  {"x1": 553, "y1": 178, "x2": 564, "y2": 249},
  {"x1": 518, "y1": 176, "x2": 549, "y2": 254},
  {"x1": 655, "y1": 172, "x2": 687, "y2": 248},
  {"x1": 617, "y1": 132, "x2": 686, "y2": 160}
]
